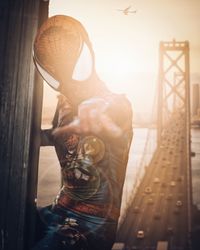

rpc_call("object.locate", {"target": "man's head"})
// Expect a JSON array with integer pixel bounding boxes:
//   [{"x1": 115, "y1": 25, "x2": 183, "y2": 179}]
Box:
[{"x1": 34, "y1": 15, "x2": 103, "y2": 104}]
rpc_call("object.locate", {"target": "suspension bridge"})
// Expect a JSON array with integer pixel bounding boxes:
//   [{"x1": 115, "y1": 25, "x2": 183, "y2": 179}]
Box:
[{"x1": 115, "y1": 40, "x2": 192, "y2": 250}]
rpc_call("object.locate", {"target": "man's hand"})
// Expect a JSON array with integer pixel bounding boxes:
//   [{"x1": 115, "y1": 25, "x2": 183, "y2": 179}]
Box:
[{"x1": 52, "y1": 98, "x2": 122, "y2": 139}]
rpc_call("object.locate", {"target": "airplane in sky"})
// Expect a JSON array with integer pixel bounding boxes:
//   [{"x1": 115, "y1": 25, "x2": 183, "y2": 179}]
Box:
[{"x1": 117, "y1": 5, "x2": 137, "y2": 15}]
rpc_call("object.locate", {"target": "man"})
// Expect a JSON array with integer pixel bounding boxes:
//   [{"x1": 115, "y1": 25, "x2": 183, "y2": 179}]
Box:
[{"x1": 33, "y1": 15, "x2": 133, "y2": 250}]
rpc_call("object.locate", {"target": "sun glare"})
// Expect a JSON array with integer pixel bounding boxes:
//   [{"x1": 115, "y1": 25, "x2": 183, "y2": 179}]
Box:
[
  {"x1": 46, "y1": 0, "x2": 161, "y2": 112},
  {"x1": 95, "y1": 42, "x2": 157, "y2": 96}
]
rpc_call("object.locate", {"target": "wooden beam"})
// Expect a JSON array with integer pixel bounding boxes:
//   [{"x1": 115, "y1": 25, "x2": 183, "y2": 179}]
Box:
[{"x1": 0, "y1": 1, "x2": 48, "y2": 249}]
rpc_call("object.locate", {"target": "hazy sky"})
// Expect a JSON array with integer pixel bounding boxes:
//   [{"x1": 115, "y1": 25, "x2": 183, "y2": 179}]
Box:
[{"x1": 43, "y1": 0, "x2": 200, "y2": 113}]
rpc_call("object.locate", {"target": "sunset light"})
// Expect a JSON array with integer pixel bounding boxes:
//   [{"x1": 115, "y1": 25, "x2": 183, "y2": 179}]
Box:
[
  {"x1": 2, "y1": 2, "x2": 200, "y2": 250},
  {"x1": 46, "y1": 0, "x2": 200, "y2": 113}
]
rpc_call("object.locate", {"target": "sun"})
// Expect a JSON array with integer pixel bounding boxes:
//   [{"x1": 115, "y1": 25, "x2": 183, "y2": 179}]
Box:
[{"x1": 94, "y1": 43, "x2": 156, "y2": 94}]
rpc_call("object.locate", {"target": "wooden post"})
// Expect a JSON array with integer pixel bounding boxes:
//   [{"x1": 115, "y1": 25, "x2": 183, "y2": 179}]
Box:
[{"x1": 0, "y1": 1, "x2": 48, "y2": 249}]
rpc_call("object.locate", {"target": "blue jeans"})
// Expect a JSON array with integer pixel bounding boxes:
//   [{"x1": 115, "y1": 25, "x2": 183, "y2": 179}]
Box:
[{"x1": 32, "y1": 205, "x2": 117, "y2": 250}]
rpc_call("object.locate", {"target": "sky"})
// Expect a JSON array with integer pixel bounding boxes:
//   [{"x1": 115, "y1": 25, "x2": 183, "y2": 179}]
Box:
[{"x1": 42, "y1": 0, "x2": 200, "y2": 114}]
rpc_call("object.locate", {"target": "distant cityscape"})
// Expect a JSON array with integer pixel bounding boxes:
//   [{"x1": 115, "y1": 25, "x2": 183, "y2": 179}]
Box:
[{"x1": 192, "y1": 83, "x2": 200, "y2": 126}]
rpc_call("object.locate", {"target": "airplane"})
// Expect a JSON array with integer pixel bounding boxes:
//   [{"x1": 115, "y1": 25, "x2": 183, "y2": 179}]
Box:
[{"x1": 117, "y1": 5, "x2": 137, "y2": 15}]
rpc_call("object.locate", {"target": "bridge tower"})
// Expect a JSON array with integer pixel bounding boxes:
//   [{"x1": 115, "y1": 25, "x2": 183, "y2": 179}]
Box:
[
  {"x1": 157, "y1": 40, "x2": 192, "y2": 246},
  {"x1": 157, "y1": 40, "x2": 190, "y2": 144}
]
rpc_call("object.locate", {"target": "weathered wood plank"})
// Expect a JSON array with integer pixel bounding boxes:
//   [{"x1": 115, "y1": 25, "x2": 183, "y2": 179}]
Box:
[{"x1": 0, "y1": 1, "x2": 48, "y2": 249}]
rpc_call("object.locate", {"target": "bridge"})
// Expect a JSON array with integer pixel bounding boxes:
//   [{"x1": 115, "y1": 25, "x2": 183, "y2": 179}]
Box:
[{"x1": 116, "y1": 40, "x2": 192, "y2": 250}]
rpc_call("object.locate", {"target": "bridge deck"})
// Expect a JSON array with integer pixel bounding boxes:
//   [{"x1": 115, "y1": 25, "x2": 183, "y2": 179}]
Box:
[{"x1": 117, "y1": 112, "x2": 190, "y2": 250}]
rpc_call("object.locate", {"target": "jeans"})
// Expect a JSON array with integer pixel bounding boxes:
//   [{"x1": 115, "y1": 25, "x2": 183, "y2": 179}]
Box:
[{"x1": 32, "y1": 205, "x2": 117, "y2": 250}]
